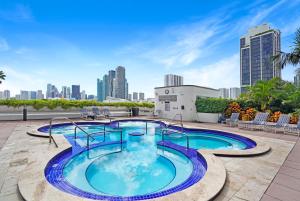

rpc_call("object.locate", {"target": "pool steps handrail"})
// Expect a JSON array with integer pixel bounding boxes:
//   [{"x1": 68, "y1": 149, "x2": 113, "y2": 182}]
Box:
[
  {"x1": 49, "y1": 117, "x2": 123, "y2": 150},
  {"x1": 167, "y1": 114, "x2": 184, "y2": 132}
]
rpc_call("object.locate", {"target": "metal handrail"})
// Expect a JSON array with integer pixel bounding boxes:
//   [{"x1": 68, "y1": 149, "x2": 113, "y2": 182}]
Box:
[
  {"x1": 167, "y1": 114, "x2": 184, "y2": 132},
  {"x1": 161, "y1": 128, "x2": 189, "y2": 149},
  {"x1": 49, "y1": 117, "x2": 95, "y2": 148}
]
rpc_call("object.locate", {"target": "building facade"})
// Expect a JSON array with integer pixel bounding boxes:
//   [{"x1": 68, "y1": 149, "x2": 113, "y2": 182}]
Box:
[
  {"x1": 139, "y1": 92, "x2": 145, "y2": 101},
  {"x1": 240, "y1": 24, "x2": 281, "y2": 93},
  {"x1": 71, "y1": 85, "x2": 81, "y2": 100},
  {"x1": 97, "y1": 66, "x2": 128, "y2": 101},
  {"x1": 132, "y1": 92, "x2": 138, "y2": 101},
  {"x1": 3, "y1": 90, "x2": 10, "y2": 99},
  {"x1": 155, "y1": 85, "x2": 220, "y2": 121},
  {"x1": 219, "y1": 88, "x2": 230, "y2": 99},
  {"x1": 229, "y1": 87, "x2": 241, "y2": 99},
  {"x1": 164, "y1": 74, "x2": 184, "y2": 87}
]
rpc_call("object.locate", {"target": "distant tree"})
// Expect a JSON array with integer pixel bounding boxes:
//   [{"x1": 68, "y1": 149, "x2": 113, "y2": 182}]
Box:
[
  {"x1": 274, "y1": 28, "x2": 300, "y2": 69},
  {"x1": 0, "y1": 70, "x2": 5, "y2": 84}
]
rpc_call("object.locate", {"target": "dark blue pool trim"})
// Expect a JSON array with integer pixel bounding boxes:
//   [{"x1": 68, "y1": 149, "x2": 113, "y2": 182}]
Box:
[
  {"x1": 38, "y1": 119, "x2": 256, "y2": 149},
  {"x1": 44, "y1": 140, "x2": 206, "y2": 200}
]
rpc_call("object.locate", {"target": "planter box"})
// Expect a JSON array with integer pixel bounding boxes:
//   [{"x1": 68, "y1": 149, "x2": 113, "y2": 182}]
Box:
[{"x1": 197, "y1": 112, "x2": 220, "y2": 123}]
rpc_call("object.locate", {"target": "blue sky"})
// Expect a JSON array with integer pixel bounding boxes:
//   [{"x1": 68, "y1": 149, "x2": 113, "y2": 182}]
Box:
[{"x1": 0, "y1": 0, "x2": 300, "y2": 97}]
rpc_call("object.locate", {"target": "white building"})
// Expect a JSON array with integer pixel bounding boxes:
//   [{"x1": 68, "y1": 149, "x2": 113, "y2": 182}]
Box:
[
  {"x1": 0, "y1": 91, "x2": 3, "y2": 99},
  {"x1": 164, "y1": 74, "x2": 183, "y2": 87},
  {"x1": 3, "y1": 90, "x2": 10, "y2": 99},
  {"x1": 81, "y1": 90, "x2": 86, "y2": 100},
  {"x1": 132, "y1": 92, "x2": 138, "y2": 101},
  {"x1": 229, "y1": 87, "x2": 241, "y2": 99},
  {"x1": 155, "y1": 85, "x2": 220, "y2": 121},
  {"x1": 37, "y1": 90, "x2": 44, "y2": 99},
  {"x1": 139, "y1": 92, "x2": 145, "y2": 101},
  {"x1": 219, "y1": 88, "x2": 229, "y2": 99}
]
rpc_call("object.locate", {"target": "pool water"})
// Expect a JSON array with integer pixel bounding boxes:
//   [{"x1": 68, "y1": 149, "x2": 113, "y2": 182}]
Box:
[{"x1": 43, "y1": 120, "x2": 256, "y2": 200}]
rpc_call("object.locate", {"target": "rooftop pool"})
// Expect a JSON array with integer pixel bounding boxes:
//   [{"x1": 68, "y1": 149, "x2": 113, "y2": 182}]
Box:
[{"x1": 41, "y1": 120, "x2": 256, "y2": 200}]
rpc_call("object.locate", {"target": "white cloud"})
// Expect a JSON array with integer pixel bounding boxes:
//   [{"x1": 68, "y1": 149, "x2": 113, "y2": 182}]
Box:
[
  {"x1": 0, "y1": 66, "x2": 46, "y2": 95},
  {"x1": 0, "y1": 37, "x2": 9, "y2": 51},
  {"x1": 182, "y1": 53, "x2": 240, "y2": 89}
]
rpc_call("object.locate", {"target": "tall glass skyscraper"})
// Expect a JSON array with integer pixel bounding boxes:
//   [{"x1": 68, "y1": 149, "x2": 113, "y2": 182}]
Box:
[
  {"x1": 97, "y1": 66, "x2": 128, "y2": 101},
  {"x1": 240, "y1": 24, "x2": 281, "y2": 93},
  {"x1": 71, "y1": 85, "x2": 80, "y2": 100}
]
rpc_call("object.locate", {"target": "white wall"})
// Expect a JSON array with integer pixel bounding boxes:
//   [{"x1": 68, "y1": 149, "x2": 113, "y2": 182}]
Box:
[{"x1": 154, "y1": 86, "x2": 220, "y2": 121}]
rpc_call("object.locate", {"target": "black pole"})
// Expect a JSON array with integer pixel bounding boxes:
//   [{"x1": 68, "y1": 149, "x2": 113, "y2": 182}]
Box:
[{"x1": 23, "y1": 106, "x2": 27, "y2": 121}]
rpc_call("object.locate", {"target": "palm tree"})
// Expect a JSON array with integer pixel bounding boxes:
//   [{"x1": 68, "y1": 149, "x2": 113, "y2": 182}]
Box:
[
  {"x1": 274, "y1": 28, "x2": 300, "y2": 68},
  {"x1": 0, "y1": 70, "x2": 5, "y2": 84}
]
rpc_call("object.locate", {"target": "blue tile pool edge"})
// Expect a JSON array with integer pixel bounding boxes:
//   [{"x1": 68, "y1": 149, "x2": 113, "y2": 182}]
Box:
[
  {"x1": 44, "y1": 140, "x2": 207, "y2": 201},
  {"x1": 38, "y1": 119, "x2": 257, "y2": 150}
]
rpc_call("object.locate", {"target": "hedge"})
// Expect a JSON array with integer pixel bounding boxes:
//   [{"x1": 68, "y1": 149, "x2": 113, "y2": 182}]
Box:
[
  {"x1": 0, "y1": 99, "x2": 154, "y2": 110},
  {"x1": 195, "y1": 97, "x2": 230, "y2": 113}
]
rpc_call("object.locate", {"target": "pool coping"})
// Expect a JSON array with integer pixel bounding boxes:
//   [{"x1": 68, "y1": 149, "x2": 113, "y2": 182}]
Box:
[
  {"x1": 26, "y1": 118, "x2": 271, "y2": 157},
  {"x1": 18, "y1": 133, "x2": 226, "y2": 201}
]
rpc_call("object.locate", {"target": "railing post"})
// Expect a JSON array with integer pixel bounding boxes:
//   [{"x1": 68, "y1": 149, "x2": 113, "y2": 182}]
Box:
[
  {"x1": 87, "y1": 135, "x2": 89, "y2": 149},
  {"x1": 74, "y1": 127, "x2": 77, "y2": 139},
  {"x1": 145, "y1": 122, "x2": 148, "y2": 134},
  {"x1": 120, "y1": 130, "x2": 123, "y2": 151},
  {"x1": 186, "y1": 135, "x2": 189, "y2": 149}
]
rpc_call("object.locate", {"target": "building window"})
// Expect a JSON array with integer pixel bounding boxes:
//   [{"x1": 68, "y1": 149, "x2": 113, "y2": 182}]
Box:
[{"x1": 165, "y1": 102, "x2": 170, "y2": 111}]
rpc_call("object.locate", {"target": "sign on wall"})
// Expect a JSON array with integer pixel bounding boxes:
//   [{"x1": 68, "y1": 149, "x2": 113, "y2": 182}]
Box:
[{"x1": 158, "y1": 95, "x2": 177, "y2": 102}]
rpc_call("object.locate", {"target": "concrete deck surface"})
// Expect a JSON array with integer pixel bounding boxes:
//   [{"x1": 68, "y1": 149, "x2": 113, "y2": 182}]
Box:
[{"x1": 0, "y1": 119, "x2": 299, "y2": 201}]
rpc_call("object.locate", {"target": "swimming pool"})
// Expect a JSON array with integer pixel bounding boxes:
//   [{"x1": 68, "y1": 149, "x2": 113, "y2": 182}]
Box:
[{"x1": 42, "y1": 120, "x2": 256, "y2": 200}]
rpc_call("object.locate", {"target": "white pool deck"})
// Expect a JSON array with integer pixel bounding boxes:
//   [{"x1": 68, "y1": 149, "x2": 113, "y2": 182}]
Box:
[{"x1": 0, "y1": 119, "x2": 297, "y2": 201}]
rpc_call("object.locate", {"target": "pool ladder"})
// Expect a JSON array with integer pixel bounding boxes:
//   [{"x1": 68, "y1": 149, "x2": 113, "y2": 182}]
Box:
[
  {"x1": 161, "y1": 114, "x2": 190, "y2": 149},
  {"x1": 49, "y1": 117, "x2": 123, "y2": 150}
]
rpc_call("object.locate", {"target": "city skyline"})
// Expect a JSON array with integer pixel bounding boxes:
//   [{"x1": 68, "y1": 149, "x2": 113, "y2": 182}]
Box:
[{"x1": 0, "y1": 0, "x2": 300, "y2": 97}]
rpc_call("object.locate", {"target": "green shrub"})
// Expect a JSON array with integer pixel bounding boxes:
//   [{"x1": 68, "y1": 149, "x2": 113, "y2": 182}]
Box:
[
  {"x1": 0, "y1": 99, "x2": 154, "y2": 110},
  {"x1": 195, "y1": 97, "x2": 230, "y2": 113}
]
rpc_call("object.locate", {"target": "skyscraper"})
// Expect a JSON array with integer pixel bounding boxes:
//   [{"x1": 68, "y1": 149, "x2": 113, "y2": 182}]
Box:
[
  {"x1": 20, "y1": 91, "x2": 30, "y2": 100},
  {"x1": 62, "y1": 86, "x2": 68, "y2": 99},
  {"x1": 164, "y1": 74, "x2": 184, "y2": 87},
  {"x1": 128, "y1": 94, "x2": 132, "y2": 101},
  {"x1": 97, "y1": 66, "x2": 128, "y2": 101},
  {"x1": 71, "y1": 85, "x2": 81, "y2": 100},
  {"x1": 108, "y1": 70, "x2": 116, "y2": 97},
  {"x1": 46, "y1": 84, "x2": 59, "y2": 99},
  {"x1": 229, "y1": 87, "x2": 241, "y2": 99},
  {"x1": 240, "y1": 24, "x2": 281, "y2": 93},
  {"x1": 139, "y1": 92, "x2": 145, "y2": 101},
  {"x1": 3, "y1": 90, "x2": 10, "y2": 99},
  {"x1": 219, "y1": 88, "x2": 229, "y2": 99},
  {"x1": 133, "y1": 92, "x2": 138, "y2": 101},
  {"x1": 66, "y1": 87, "x2": 71, "y2": 99},
  {"x1": 113, "y1": 66, "x2": 126, "y2": 99},
  {"x1": 30, "y1": 91, "x2": 37, "y2": 99},
  {"x1": 37, "y1": 90, "x2": 44, "y2": 99},
  {"x1": 97, "y1": 79, "x2": 104, "y2": 101},
  {"x1": 81, "y1": 90, "x2": 86, "y2": 100}
]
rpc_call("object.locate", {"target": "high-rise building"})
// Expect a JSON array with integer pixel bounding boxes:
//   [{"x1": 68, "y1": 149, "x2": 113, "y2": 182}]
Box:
[
  {"x1": 229, "y1": 87, "x2": 241, "y2": 99},
  {"x1": 133, "y1": 92, "x2": 138, "y2": 101},
  {"x1": 88, "y1": 95, "x2": 96, "y2": 100},
  {"x1": 108, "y1": 70, "x2": 116, "y2": 97},
  {"x1": 30, "y1": 91, "x2": 37, "y2": 99},
  {"x1": 139, "y1": 92, "x2": 145, "y2": 101},
  {"x1": 97, "y1": 79, "x2": 104, "y2": 101},
  {"x1": 37, "y1": 90, "x2": 44, "y2": 99},
  {"x1": 62, "y1": 86, "x2": 68, "y2": 99},
  {"x1": 71, "y1": 85, "x2": 81, "y2": 100},
  {"x1": 97, "y1": 66, "x2": 128, "y2": 100},
  {"x1": 113, "y1": 66, "x2": 126, "y2": 99},
  {"x1": 3, "y1": 90, "x2": 10, "y2": 99},
  {"x1": 219, "y1": 88, "x2": 230, "y2": 99},
  {"x1": 294, "y1": 71, "x2": 300, "y2": 87},
  {"x1": 66, "y1": 87, "x2": 71, "y2": 99},
  {"x1": 102, "y1": 74, "x2": 109, "y2": 100},
  {"x1": 46, "y1": 84, "x2": 59, "y2": 99},
  {"x1": 0, "y1": 91, "x2": 3, "y2": 99},
  {"x1": 128, "y1": 94, "x2": 132, "y2": 101},
  {"x1": 164, "y1": 74, "x2": 184, "y2": 87},
  {"x1": 20, "y1": 91, "x2": 30, "y2": 100},
  {"x1": 240, "y1": 24, "x2": 281, "y2": 93},
  {"x1": 81, "y1": 90, "x2": 86, "y2": 100}
]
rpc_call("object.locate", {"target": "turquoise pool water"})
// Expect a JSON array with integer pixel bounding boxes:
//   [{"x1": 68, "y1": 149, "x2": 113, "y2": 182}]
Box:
[{"x1": 43, "y1": 120, "x2": 255, "y2": 199}]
